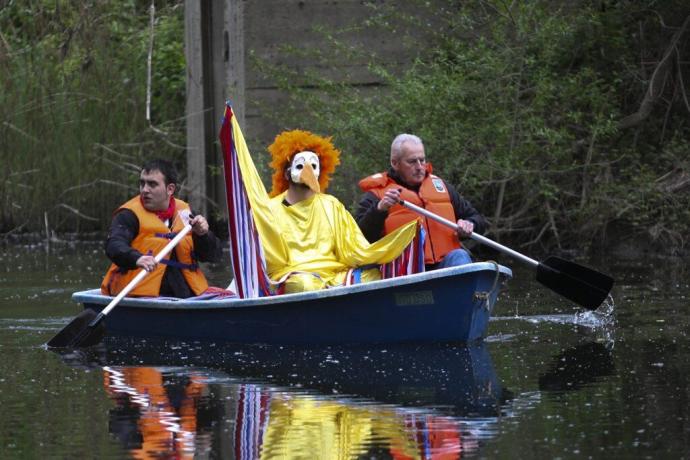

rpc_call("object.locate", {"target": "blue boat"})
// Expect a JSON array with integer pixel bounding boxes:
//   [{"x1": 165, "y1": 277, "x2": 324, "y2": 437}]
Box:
[{"x1": 71, "y1": 262, "x2": 512, "y2": 345}]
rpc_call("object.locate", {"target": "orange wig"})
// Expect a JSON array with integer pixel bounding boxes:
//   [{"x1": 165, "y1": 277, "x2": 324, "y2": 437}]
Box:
[{"x1": 268, "y1": 129, "x2": 341, "y2": 197}]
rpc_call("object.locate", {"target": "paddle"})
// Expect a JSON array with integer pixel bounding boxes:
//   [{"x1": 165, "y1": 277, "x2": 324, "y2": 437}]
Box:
[
  {"x1": 47, "y1": 224, "x2": 193, "y2": 348},
  {"x1": 399, "y1": 199, "x2": 613, "y2": 310}
]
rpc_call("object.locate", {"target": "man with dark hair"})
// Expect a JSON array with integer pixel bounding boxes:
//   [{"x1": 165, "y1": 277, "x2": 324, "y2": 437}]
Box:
[
  {"x1": 356, "y1": 134, "x2": 486, "y2": 270},
  {"x1": 140, "y1": 158, "x2": 179, "y2": 187},
  {"x1": 101, "y1": 159, "x2": 222, "y2": 298}
]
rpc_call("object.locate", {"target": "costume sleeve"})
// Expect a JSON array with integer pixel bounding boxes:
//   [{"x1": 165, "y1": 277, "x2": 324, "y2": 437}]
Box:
[
  {"x1": 354, "y1": 191, "x2": 388, "y2": 243},
  {"x1": 104, "y1": 209, "x2": 142, "y2": 269},
  {"x1": 447, "y1": 182, "x2": 488, "y2": 235},
  {"x1": 332, "y1": 198, "x2": 417, "y2": 267}
]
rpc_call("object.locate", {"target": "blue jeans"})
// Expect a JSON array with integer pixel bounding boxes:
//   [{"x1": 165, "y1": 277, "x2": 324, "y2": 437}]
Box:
[{"x1": 435, "y1": 248, "x2": 473, "y2": 269}]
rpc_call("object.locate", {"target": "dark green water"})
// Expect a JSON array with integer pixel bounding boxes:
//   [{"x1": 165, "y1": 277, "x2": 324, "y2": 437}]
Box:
[{"x1": 0, "y1": 241, "x2": 688, "y2": 459}]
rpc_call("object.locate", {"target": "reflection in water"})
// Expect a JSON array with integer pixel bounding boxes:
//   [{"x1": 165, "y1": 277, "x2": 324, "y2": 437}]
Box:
[
  {"x1": 104, "y1": 367, "x2": 211, "y2": 458},
  {"x1": 102, "y1": 366, "x2": 481, "y2": 459},
  {"x1": 58, "y1": 340, "x2": 511, "y2": 459},
  {"x1": 538, "y1": 342, "x2": 615, "y2": 393}
]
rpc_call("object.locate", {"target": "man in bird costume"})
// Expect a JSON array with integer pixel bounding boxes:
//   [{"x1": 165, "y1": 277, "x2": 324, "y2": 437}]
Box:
[{"x1": 229, "y1": 127, "x2": 420, "y2": 294}]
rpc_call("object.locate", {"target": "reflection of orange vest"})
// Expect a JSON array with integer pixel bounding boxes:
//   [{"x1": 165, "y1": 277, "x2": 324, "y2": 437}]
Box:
[
  {"x1": 103, "y1": 367, "x2": 206, "y2": 460},
  {"x1": 100, "y1": 196, "x2": 209, "y2": 296},
  {"x1": 359, "y1": 171, "x2": 461, "y2": 264},
  {"x1": 389, "y1": 414, "x2": 463, "y2": 460}
]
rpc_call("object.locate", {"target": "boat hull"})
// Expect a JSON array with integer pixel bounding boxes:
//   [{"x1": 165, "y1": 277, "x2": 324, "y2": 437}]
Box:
[{"x1": 72, "y1": 262, "x2": 512, "y2": 344}]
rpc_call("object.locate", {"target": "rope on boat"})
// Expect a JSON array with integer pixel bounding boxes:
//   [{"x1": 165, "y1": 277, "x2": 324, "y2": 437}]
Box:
[{"x1": 474, "y1": 260, "x2": 502, "y2": 312}]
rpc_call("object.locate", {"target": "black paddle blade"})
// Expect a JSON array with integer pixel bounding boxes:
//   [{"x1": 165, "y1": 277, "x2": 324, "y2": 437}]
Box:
[
  {"x1": 535, "y1": 256, "x2": 614, "y2": 310},
  {"x1": 46, "y1": 309, "x2": 106, "y2": 348}
]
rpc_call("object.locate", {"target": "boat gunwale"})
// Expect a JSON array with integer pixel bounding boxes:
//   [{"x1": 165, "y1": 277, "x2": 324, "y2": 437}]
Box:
[{"x1": 73, "y1": 262, "x2": 512, "y2": 310}]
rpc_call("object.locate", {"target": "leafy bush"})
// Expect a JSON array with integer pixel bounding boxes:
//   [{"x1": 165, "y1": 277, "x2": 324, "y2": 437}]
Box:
[
  {"x1": 0, "y1": 0, "x2": 185, "y2": 235},
  {"x1": 253, "y1": 0, "x2": 690, "y2": 253}
]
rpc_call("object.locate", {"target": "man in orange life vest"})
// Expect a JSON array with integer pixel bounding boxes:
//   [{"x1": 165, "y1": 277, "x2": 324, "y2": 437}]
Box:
[
  {"x1": 355, "y1": 134, "x2": 487, "y2": 270},
  {"x1": 101, "y1": 159, "x2": 222, "y2": 298}
]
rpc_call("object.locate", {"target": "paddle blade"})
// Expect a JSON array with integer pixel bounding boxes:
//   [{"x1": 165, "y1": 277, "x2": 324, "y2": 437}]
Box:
[
  {"x1": 46, "y1": 309, "x2": 106, "y2": 348},
  {"x1": 536, "y1": 256, "x2": 614, "y2": 310}
]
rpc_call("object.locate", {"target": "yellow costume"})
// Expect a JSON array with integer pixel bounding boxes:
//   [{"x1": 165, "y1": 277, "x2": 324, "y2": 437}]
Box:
[{"x1": 230, "y1": 123, "x2": 417, "y2": 293}]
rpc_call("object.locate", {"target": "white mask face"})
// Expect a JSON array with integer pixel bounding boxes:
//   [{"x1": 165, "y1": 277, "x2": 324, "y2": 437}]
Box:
[{"x1": 290, "y1": 151, "x2": 320, "y2": 184}]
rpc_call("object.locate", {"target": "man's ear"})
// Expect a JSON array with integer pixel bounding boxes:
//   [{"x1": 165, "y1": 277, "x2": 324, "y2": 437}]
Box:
[{"x1": 166, "y1": 183, "x2": 176, "y2": 196}]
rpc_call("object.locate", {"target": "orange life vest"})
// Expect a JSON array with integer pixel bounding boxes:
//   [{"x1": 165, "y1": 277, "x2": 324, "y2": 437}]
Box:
[
  {"x1": 359, "y1": 169, "x2": 461, "y2": 264},
  {"x1": 100, "y1": 196, "x2": 209, "y2": 296}
]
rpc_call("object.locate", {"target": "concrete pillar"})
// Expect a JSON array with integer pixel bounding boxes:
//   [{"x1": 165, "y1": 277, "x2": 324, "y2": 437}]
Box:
[
  {"x1": 185, "y1": 0, "x2": 244, "y2": 219},
  {"x1": 184, "y1": 0, "x2": 209, "y2": 215}
]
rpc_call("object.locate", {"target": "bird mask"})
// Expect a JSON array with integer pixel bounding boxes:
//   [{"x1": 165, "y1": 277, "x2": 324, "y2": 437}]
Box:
[
  {"x1": 289, "y1": 151, "x2": 321, "y2": 193},
  {"x1": 268, "y1": 129, "x2": 341, "y2": 197}
]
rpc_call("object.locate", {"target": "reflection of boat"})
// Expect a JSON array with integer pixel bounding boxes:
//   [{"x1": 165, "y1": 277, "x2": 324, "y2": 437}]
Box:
[
  {"x1": 71, "y1": 262, "x2": 511, "y2": 345},
  {"x1": 57, "y1": 337, "x2": 509, "y2": 417},
  {"x1": 56, "y1": 339, "x2": 510, "y2": 458}
]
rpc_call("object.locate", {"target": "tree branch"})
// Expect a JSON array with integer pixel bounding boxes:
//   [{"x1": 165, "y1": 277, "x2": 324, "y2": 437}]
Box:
[{"x1": 617, "y1": 15, "x2": 689, "y2": 130}]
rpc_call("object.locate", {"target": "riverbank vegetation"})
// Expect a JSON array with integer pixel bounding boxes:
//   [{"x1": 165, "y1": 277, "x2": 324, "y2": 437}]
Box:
[
  {"x1": 2, "y1": 1, "x2": 688, "y2": 255},
  {"x1": 1, "y1": 0, "x2": 185, "y2": 237},
  {"x1": 256, "y1": 1, "x2": 689, "y2": 254}
]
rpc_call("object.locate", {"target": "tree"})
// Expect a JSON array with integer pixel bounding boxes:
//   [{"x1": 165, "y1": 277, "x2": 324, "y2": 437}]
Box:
[{"x1": 255, "y1": 0, "x2": 690, "y2": 254}]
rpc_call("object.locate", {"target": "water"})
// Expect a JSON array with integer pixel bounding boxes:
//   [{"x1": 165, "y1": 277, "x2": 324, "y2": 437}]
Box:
[{"x1": 0, "y1": 241, "x2": 688, "y2": 459}]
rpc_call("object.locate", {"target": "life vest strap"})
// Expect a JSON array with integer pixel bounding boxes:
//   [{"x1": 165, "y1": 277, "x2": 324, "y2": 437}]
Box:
[{"x1": 160, "y1": 258, "x2": 199, "y2": 272}]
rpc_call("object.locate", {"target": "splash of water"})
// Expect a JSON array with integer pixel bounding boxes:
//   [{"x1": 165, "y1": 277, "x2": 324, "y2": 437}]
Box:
[{"x1": 494, "y1": 294, "x2": 617, "y2": 347}]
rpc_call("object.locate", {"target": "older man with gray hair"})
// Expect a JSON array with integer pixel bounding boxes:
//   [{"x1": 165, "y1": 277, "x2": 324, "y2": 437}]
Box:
[{"x1": 355, "y1": 133, "x2": 487, "y2": 270}]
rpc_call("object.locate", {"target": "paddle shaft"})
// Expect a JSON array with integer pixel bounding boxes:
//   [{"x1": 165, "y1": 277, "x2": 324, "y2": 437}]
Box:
[
  {"x1": 93, "y1": 224, "x2": 193, "y2": 322},
  {"x1": 399, "y1": 199, "x2": 614, "y2": 309},
  {"x1": 399, "y1": 200, "x2": 538, "y2": 268}
]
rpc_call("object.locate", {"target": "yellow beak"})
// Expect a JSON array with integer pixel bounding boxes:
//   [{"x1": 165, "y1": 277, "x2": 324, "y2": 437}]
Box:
[{"x1": 300, "y1": 162, "x2": 320, "y2": 193}]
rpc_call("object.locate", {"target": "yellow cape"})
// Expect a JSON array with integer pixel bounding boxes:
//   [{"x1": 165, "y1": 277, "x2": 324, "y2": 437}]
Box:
[{"x1": 230, "y1": 116, "x2": 417, "y2": 287}]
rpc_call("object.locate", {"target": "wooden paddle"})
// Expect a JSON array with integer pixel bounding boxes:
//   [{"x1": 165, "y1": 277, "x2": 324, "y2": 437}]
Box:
[
  {"x1": 47, "y1": 224, "x2": 193, "y2": 348},
  {"x1": 399, "y1": 199, "x2": 613, "y2": 310}
]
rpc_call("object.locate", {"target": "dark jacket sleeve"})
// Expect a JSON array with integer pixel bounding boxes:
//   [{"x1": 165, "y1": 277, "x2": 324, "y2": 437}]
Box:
[
  {"x1": 446, "y1": 182, "x2": 488, "y2": 235},
  {"x1": 354, "y1": 191, "x2": 389, "y2": 243},
  {"x1": 192, "y1": 231, "x2": 222, "y2": 263},
  {"x1": 104, "y1": 209, "x2": 142, "y2": 269}
]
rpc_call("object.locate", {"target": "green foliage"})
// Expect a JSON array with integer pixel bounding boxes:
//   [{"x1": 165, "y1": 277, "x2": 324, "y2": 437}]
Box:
[
  {"x1": 2, "y1": 0, "x2": 688, "y2": 255},
  {"x1": 253, "y1": 0, "x2": 690, "y2": 253},
  {"x1": 0, "y1": 0, "x2": 186, "y2": 234}
]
